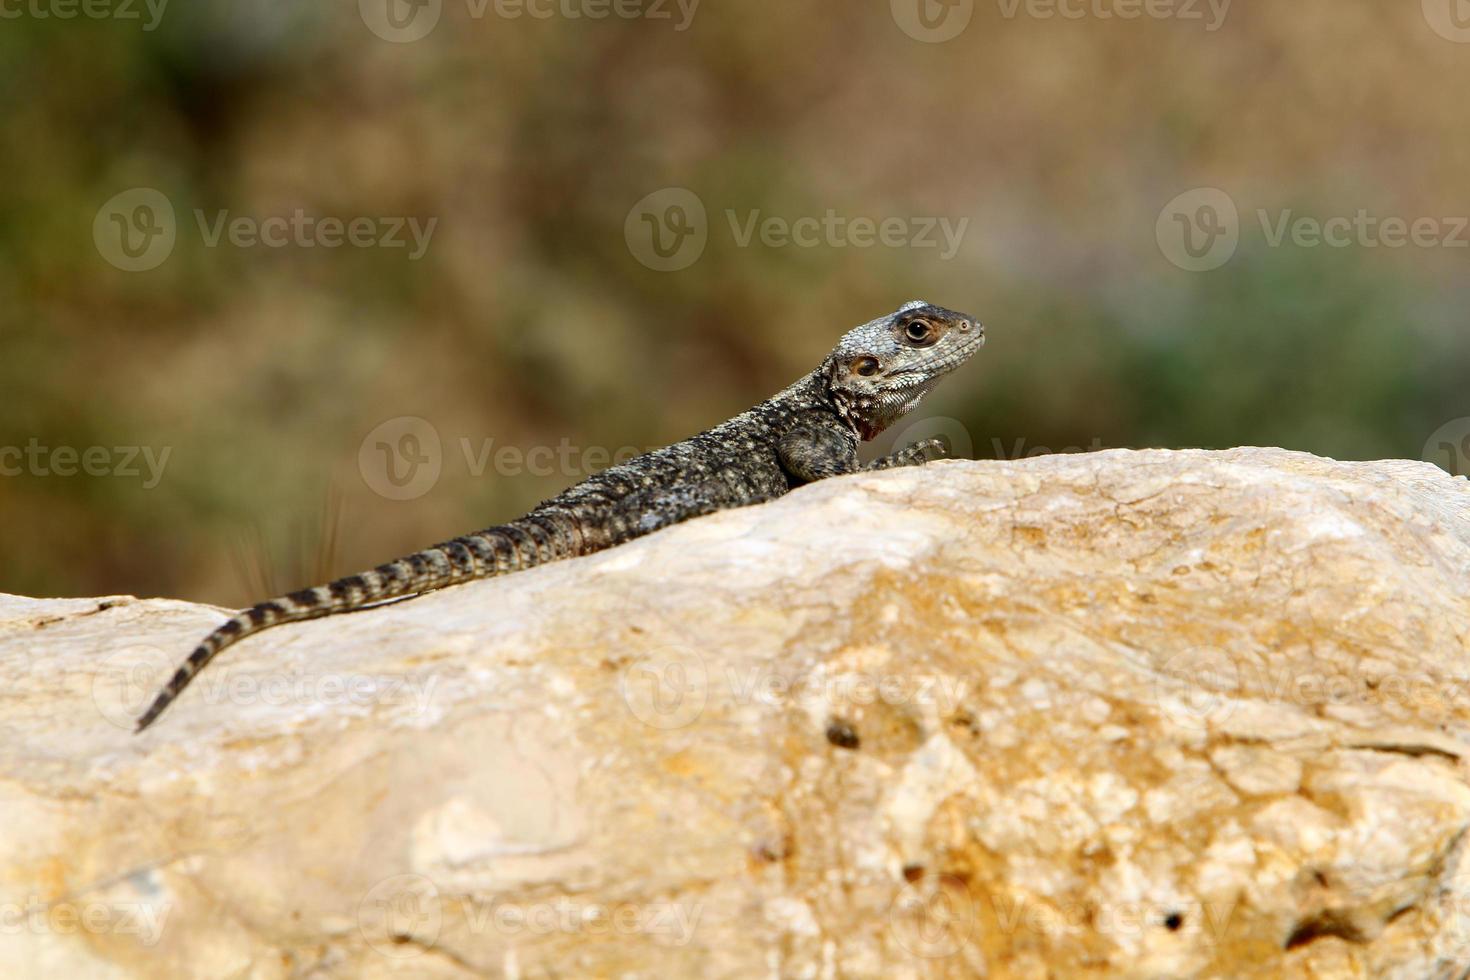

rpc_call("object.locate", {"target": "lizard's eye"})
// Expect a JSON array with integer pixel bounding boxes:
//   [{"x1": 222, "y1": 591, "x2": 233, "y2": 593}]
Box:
[
  {"x1": 854, "y1": 356, "x2": 881, "y2": 377},
  {"x1": 904, "y1": 320, "x2": 934, "y2": 345}
]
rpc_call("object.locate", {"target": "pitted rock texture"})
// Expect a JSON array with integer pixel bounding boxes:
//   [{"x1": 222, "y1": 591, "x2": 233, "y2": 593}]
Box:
[{"x1": 2, "y1": 448, "x2": 1470, "y2": 978}]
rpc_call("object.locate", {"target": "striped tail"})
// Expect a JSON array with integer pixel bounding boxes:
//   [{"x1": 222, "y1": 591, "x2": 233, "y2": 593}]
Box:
[{"x1": 134, "y1": 516, "x2": 582, "y2": 732}]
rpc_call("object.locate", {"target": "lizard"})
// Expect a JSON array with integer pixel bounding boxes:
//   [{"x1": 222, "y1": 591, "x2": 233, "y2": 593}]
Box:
[{"x1": 134, "y1": 300, "x2": 985, "y2": 731}]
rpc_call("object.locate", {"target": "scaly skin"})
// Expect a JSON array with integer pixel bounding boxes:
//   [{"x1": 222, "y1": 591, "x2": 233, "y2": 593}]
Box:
[{"x1": 135, "y1": 301, "x2": 985, "y2": 731}]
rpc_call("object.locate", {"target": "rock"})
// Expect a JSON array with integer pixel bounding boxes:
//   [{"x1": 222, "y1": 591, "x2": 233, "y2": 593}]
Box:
[{"x1": 2, "y1": 447, "x2": 1470, "y2": 978}]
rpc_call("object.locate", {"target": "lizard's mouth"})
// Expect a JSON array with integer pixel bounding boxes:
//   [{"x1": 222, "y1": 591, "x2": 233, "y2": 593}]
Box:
[{"x1": 888, "y1": 346, "x2": 979, "y2": 386}]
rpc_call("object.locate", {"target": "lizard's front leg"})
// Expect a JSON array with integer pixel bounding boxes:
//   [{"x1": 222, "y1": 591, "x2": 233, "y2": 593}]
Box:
[
  {"x1": 864, "y1": 438, "x2": 947, "y2": 471},
  {"x1": 778, "y1": 422, "x2": 859, "y2": 485}
]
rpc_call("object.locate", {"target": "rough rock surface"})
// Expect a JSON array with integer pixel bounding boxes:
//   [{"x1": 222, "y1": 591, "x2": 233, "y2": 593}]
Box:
[{"x1": 2, "y1": 448, "x2": 1470, "y2": 978}]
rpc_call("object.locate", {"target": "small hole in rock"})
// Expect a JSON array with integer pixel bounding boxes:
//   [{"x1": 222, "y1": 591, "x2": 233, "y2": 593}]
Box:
[
  {"x1": 826, "y1": 720, "x2": 860, "y2": 750},
  {"x1": 1163, "y1": 912, "x2": 1183, "y2": 931},
  {"x1": 754, "y1": 839, "x2": 790, "y2": 863}
]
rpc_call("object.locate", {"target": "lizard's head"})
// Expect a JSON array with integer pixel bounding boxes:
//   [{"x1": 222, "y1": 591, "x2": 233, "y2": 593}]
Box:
[{"x1": 826, "y1": 300, "x2": 985, "y2": 440}]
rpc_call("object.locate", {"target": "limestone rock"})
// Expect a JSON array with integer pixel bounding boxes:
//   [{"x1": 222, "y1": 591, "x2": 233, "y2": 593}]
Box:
[{"x1": 2, "y1": 448, "x2": 1470, "y2": 978}]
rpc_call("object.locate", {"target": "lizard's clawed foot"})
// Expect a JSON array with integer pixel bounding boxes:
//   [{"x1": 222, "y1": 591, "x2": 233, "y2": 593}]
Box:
[{"x1": 865, "y1": 438, "x2": 948, "y2": 471}]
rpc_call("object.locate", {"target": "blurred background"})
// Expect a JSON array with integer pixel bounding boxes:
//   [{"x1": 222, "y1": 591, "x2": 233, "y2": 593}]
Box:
[{"x1": 2, "y1": 0, "x2": 1468, "y2": 606}]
